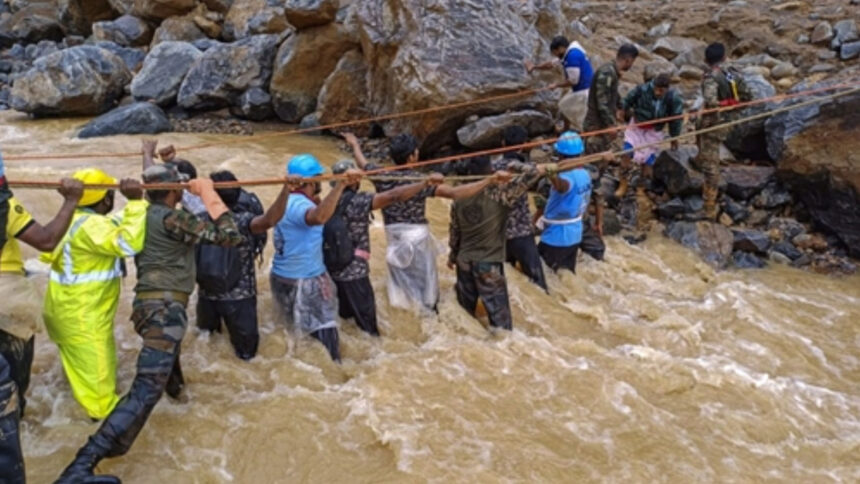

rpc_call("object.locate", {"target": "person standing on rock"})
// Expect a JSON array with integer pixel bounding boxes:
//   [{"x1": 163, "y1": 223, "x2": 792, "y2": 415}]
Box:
[
  {"x1": 696, "y1": 42, "x2": 749, "y2": 221},
  {"x1": 56, "y1": 164, "x2": 242, "y2": 484},
  {"x1": 448, "y1": 158, "x2": 549, "y2": 331},
  {"x1": 342, "y1": 132, "x2": 500, "y2": 314},
  {"x1": 0, "y1": 157, "x2": 83, "y2": 484},
  {"x1": 584, "y1": 44, "x2": 640, "y2": 156},
  {"x1": 619, "y1": 73, "x2": 685, "y2": 231},
  {"x1": 325, "y1": 160, "x2": 445, "y2": 337},
  {"x1": 525, "y1": 35, "x2": 594, "y2": 132},
  {"x1": 492, "y1": 126, "x2": 547, "y2": 291}
]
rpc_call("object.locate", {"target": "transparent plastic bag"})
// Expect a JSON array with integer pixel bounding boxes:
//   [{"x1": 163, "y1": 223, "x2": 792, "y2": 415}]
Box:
[{"x1": 384, "y1": 224, "x2": 439, "y2": 311}]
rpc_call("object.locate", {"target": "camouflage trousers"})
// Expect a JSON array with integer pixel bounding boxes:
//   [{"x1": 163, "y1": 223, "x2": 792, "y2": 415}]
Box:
[
  {"x1": 0, "y1": 353, "x2": 24, "y2": 484},
  {"x1": 85, "y1": 298, "x2": 187, "y2": 458},
  {"x1": 455, "y1": 261, "x2": 512, "y2": 331},
  {"x1": 695, "y1": 133, "x2": 722, "y2": 190}
]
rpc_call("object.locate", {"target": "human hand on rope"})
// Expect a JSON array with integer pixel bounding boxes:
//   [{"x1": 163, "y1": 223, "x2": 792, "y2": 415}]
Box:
[
  {"x1": 158, "y1": 145, "x2": 176, "y2": 162},
  {"x1": 190, "y1": 179, "x2": 230, "y2": 220},
  {"x1": 492, "y1": 170, "x2": 513, "y2": 184},
  {"x1": 141, "y1": 139, "x2": 157, "y2": 156},
  {"x1": 427, "y1": 173, "x2": 444, "y2": 186},
  {"x1": 345, "y1": 169, "x2": 363, "y2": 186},
  {"x1": 284, "y1": 175, "x2": 302, "y2": 191},
  {"x1": 58, "y1": 178, "x2": 84, "y2": 203},
  {"x1": 119, "y1": 179, "x2": 143, "y2": 200}
]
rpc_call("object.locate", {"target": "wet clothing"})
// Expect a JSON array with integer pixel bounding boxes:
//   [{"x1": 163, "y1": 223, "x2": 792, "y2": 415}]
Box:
[
  {"x1": 135, "y1": 205, "x2": 242, "y2": 294},
  {"x1": 273, "y1": 194, "x2": 325, "y2": 280},
  {"x1": 271, "y1": 273, "x2": 340, "y2": 361},
  {"x1": 580, "y1": 223, "x2": 606, "y2": 261},
  {"x1": 541, "y1": 169, "x2": 592, "y2": 248},
  {"x1": 385, "y1": 224, "x2": 439, "y2": 311},
  {"x1": 42, "y1": 201, "x2": 148, "y2": 419},
  {"x1": 181, "y1": 191, "x2": 207, "y2": 218},
  {"x1": 335, "y1": 277, "x2": 379, "y2": 336},
  {"x1": 197, "y1": 297, "x2": 258, "y2": 360},
  {"x1": 539, "y1": 242, "x2": 579, "y2": 273},
  {"x1": 366, "y1": 163, "x2": 438, "y2": 225},
  {"x1": 455, "y1": 261, "x2": 512, "y2": 330},
  {"x1": 61, "y1": 203, "x2": 241, "y2": 477},
  {"x1": 623, "y1": 81, "x2": 685, "y2": 138},
  {"x1": 492, "y1": 155, "x2": 537, "y2": 241},
  {"x1": 584, "y1": 62, "x2": 621, "y2": 155},
  {"x1": 561, "y1": 41, "x2": 593, "y2": 93},
  {"x1": 199, "y1": 210, "x2": 258, "y2": 301},
  {"x1": 329, "y1": 190, "x2": 375, "y2": 282},
  {"x1": 448, "y1": 167, "x2": 541, "y2": 265},
  {"x1": 0, "y1": 351, "x2": 24, "y2": 484},
  {"x1": 1, "y1": 198, "x2": 34, "y2": 279},
  {"x1": 505, "y1": 236, "x2": 547, "y2": 290}
]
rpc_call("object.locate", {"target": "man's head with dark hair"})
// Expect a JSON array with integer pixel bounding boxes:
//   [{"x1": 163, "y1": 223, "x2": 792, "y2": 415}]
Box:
[
  {"x1": 174, "y1": 159, "x2": 197, "y2": 180},
  {"x1": 467, "y1": 155, "x2": 493, "y2": 176},
  {"x1": 501, "y1": 125, "x2": 529, "y2": 148},
  {"x1": 550, "y1": 35, "x2": 569, "y2": 59},
  {"x1": 210, "y1": 170, "x2": 241, "y2": 208},
  {"x1": 616, "y1": 44, "x2": 639, "y2": 72},
  {"x1": 390, "y1": 133, "x2": 419, "y2": 166},
  {"x1": 653, "y1": 73, "x2": 671, "y2": 98},
  {"x1": 705, "y1": 42, "x2": 726, "y2": 66}
]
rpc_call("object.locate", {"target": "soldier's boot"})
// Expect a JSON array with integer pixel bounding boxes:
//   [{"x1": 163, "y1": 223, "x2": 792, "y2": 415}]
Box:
[
  {"x1": 614, "y1": 177, "x2": 629, "y2": 199},
  {"x1": 635, "y1": 187, "x2": 654, "y2": 233},
  {"x1": 55, "y1": 438, "x2": 119, "y2": 484},
  {"x1": 703, "y1": 185, "x2": 719, "y2": 221},
  {"x1": 165, "y1": 353, "x2": 184, "y2": 401}
]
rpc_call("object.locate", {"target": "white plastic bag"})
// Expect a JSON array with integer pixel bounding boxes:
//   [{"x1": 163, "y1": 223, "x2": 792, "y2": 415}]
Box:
[{"x1": 384, "y1": 224, "x2": 439, "y2": 311}]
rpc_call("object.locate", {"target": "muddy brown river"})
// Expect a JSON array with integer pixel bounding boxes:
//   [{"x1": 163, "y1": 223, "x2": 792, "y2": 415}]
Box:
[{"x1": 2, "y1": 111, "x2": 859, "y2": 483}]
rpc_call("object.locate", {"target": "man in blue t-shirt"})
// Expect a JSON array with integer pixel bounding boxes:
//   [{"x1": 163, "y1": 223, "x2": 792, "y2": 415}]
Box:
[
  {"x1": 526, "y1": 35, "x2": 594, "y2": 131},
  {"x1": 537, "y1": 167, "x2": 592, "y2": 274},
  {"x1": 270, "y1": 154, "x2": 360, "y2": 362}
]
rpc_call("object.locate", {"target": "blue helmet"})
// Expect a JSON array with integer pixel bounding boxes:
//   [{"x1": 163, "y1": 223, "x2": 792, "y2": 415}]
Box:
[
  {"x1": 287, "y1": 154, "x2": 325, "y2": 178},
  {"x1": 555, "y1": 131, "x2": 584, "y2": 157}
]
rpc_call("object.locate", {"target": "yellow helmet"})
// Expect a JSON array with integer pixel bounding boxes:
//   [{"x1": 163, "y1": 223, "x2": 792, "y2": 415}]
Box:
[{"x1": 73, "y1": 168, "x2": 118, "y2": 207}]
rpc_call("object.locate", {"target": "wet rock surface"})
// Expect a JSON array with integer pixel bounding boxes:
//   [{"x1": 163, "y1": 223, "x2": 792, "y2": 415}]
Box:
[
  {"x1": 77, "y1": 101, "x2": 171, "y2": 138},
  {"x1": 131, "y1": 41, "x2": 201, "y2": 106}
]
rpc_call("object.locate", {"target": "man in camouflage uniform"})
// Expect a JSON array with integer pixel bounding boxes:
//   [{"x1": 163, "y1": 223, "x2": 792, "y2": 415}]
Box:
[
  {"x1": 448, "y1": 158, "x2": 550, "y2": 331},
  {"x1": 493, "y1": 126, "x2": 547, "y2": 291},
  {"x1": 583, "y1": 44, "x2": 640, "y2": 156},
  {"x1": 57, "y1": 163, "x2": 242, "y2": 484},
  {"x1": 697, "y1": 42, "x2": 748, "y2": 220},
  {"x1": 328, "y1": 160, "x2": 443, "y2": 336}
]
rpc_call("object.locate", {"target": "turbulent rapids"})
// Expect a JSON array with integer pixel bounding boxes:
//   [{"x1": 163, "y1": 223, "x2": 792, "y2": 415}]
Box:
[{"x1": 3, "y1": 113, "x2": 859, "y2": 483}]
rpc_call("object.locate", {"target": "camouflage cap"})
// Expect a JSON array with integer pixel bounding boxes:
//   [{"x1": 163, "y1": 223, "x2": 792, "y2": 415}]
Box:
[
  {"x1": 332, "y1": 160, "x2": 357, "y2": 175},
  {"x1": 142, "y1": 163, "x2": 189, "y2": 184}
]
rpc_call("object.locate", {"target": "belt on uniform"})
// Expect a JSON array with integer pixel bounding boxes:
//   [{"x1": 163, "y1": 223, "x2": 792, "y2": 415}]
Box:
[{"x1": 135, "y1": 291, "x2": 189, "y2": 305}]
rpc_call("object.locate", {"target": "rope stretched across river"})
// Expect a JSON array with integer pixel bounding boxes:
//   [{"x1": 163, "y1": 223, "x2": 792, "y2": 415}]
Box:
[{"x1": 5, "y1": 83, "x2": 859, "y2": 189}]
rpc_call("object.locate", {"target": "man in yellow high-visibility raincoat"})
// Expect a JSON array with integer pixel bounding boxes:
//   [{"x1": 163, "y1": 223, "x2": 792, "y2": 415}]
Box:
[{"x1": 42, "y1": 169, "x2": 147, "y2": 420}]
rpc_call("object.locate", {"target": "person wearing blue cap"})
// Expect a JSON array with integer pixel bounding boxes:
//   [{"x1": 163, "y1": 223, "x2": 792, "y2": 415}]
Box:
[
  {"x1": 535, "y1": 132, "x2": 597, "y2": 273},
  {"x1": 270, "y1": 154, "x2": 361, "y2": 362}
]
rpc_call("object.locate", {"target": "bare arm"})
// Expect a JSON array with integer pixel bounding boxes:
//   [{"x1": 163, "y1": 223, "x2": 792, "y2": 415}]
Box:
[
  {"x1": 250, "y1": 179, "x2": 299, "y2": 234},
  {"x1": 548, "y1": 174, "x2": 570, "y2": 193},
  {"x1": 434, "y1": 177, "x2": 494, "y2": 200},
  {"x1": 371, "y1": 180, "x2": 431, "y2": 210},
  {"x1": 142, "y1": 139, "x2": 157, "y2": 171},
  {"x1": 526, "y1": 59, "x2": 560, "y2": 73},
  {"x1": 342, "y1": 133, "x2": 371, "y2": 170},
  {"x1": 305, "y1": 184, "x2": 345, "y2": 226},
  {"x1": 18, "y1": 179, "x2": 83, "y2": 252}
]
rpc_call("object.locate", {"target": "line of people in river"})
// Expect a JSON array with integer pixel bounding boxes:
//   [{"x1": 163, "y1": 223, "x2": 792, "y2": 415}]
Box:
[{"x1": 0, "y1": 38, "x2": 749, "y2": 483}]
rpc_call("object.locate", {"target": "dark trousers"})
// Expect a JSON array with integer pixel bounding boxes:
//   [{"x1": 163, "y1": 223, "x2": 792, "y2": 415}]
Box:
[
  {"x1": 455, "y1": 261, "x2": 513, "y2": 330},
  {"x1": 310, "y1": 328, "x2": 340, "y2": 362},
  {"x1": 0, "y1": 352, "x2": 24, "y2": 484},
  {"x1": 505, "y1": 236, "x2": 548, "y2": 291},
  {"x1": 197, "y1": 297, "x2": 259, "y2": 360},
  {"x1": 539, "y1": 242, "x2": 580, "y2": 273},
  {"x1": 579, "y1": 224, "x2": 605, "y2": 261},
  {"x1": 335, "y1": 277, "x2": 379, "y2": 336},
  {"x1": 82, "y1": 298, "x2": 188, "y2": 460}
]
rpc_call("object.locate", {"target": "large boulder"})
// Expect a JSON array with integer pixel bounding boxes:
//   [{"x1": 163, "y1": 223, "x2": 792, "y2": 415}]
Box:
[
  {"x1": 223, "y1": 0, "x2": 289, "y2": 41},
  {"x1": 651, "y1": 36, "x2": 707, "y2": 61},
  {"x1": 456, "y1": 110, "x2": 553, "y2": 149},
  {"x1": 150, "y1": 16, "x2": 207, "y2": 46},
  {"x1": 229, "y1": 86, "x2": 273, "y2": 120},
  {"x1": 724, "y1": 74, "x2": 777, "y2": 160},
  {"x1": 133, "y1": 0, "x2": 196, "y2": 20},
  {"x1": 57, "y1": 0, "x2": 116, "y2": 36},
  {"x1": 95, "y1": 41, "x2": 147, "y2": 72},
  {"x1": 77, "y1": 102, "x2": 171, "y2": 138},
  {"x1": 732, "y1": 228, "x2": 770, "y2": 254},
  {"x1": 92, "y1": 15, "x2": 154, "y2": 47},
  {"x1": 665, "y1": 221, "x2": 734, "y2": 268},
  {"x1": 352, "y1": 0, "x2": 556, "y2": 153},
  {"x1": 178, "y1": 34, "x2": 279, "y2": 110},
  {"x1": 10, "y1": 46, "x2": 131, "y2": 116},
  {"x1": 652, "y1": 146, "x2": 703, "y2": 197},
  {"x1": 284, "y1": 0, "x2": 338, "y2": 30},
  {"x1": 131, "y1": 41, "x2": 201, "y2": 105},
  {"x1": 316, "y1": 49, "x2": 370, "y2": 129},
  {"x1": 765, "y1": 81, "x2": 860, "y2": 257},
  {"x1": 721, "y1": 165, "x2": 775, "y2": 200},
  {"x1": 0, "y1": 4, "x2": 64, "y2": 45},
  {"x1": 270, "y1": 23, "x2": 357, "y2": 123}
]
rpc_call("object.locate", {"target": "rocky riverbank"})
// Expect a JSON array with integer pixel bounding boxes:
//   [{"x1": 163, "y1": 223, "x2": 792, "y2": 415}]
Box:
[{"x1": 1, "y1": 0, "x2": 858, "y2": 273}]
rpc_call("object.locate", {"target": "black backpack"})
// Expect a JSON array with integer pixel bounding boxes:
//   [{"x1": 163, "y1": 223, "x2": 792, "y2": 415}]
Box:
[
  {"x1": 235, "y1": 189, "x2": 267, "y2": 265},
  {"x1": 322, "y1": 191, "x2": 356, "y2": 273},
  {"x1": 196, "y1": 243, "x2": 242, "y2": 294}
]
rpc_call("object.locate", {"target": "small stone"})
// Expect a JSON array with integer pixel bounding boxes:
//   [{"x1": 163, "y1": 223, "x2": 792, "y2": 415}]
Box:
[
  {"x1": 722, "y1": 198, "x2": 750, "y2": 222},
  {"x1": 771, "y1": 61, "x2": 798, "y2": 80},
  {"x1": 792, "y1": 233, "x2": 828, "y2": 251},
  {"x1": 809, "y1": 64, "x2": 835, "y2": 73},
  {"x1": 791, "y1": 254, "x2": 812, "y2": 267},
  {"x1": 647, "y1": 21, "x2": 672, "y2": 38},
  {"x1": 571, "y1": 20, "x2": 592, "y2": 38},
  {"x1": 683, "y1": 195, "x2": 704, "y2": 214},
  {"x1": 719, "y1": 213, "x2": 734, "y2": 226},
  {"x1": 811, "y1": 21, "x2": 834, "y2": 45},
  {"x1": 818, "y1": 50, "x2": 837, "y2": 60},
  {"x1": 831, "y1": 19, "x2": 859, "y2": 49},
  {"x1": 732, "y1": 228, "x2": 771, "y2": 254},
  {"x1": 657, "y1": 197, "x2": 686, "y2": 219},
  {"x1": 840, "y1": 40, "x2": 860, "y2": 60},
  {"x1": 679, "y1": 64, "x2": 702, "y2": 80},
  {"x1": 733, "y1": 251, "x2": 766, "y2": 269},
  {"x1": 768, "y1": 217, "x2": 806, "y2": 240},
  {"x1": 771, "y1": 240, "x2": 803, "y2": 260},
  {"x1": 753, "y1": 184, "x2": 792, "y2": 209},
  {"x1": 748, "y1": 210, "x2": 770, "y2": 226},
  {"x1": 741, "y1": 65, "x2": 771, "y2": 79},
  {"x1": 768, "y1": 250, "x2": 792, "y2": 265},
  {"x1": 796, "y1": 34, "x2": 809, "y2": 44}
]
